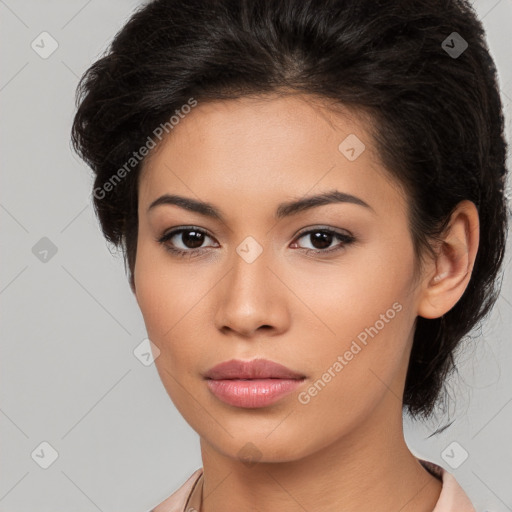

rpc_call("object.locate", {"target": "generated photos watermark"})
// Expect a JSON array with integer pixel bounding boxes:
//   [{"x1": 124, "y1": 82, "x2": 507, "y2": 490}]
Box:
[
  {"x1": 298, "y1": 301, "x2": 403, "y2": 405},
  {"x1": 93, "y1": 97, "x2": 198, "y2": 200}
]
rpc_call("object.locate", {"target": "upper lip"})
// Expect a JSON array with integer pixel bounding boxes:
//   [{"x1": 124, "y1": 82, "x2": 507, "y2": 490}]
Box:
[{"x1": 204, "y1": 358, "x2": 305, "y2": 380}]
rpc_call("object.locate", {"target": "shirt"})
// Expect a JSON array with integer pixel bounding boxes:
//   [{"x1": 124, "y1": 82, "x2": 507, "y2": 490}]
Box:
[{"x1": 149, "y1": 458, "x2": 476, "y2": 512}]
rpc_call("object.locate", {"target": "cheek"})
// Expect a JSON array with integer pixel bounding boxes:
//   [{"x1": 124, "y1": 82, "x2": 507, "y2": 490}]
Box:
[
  {"x1": 288, "y1": 239, "x2": 415, "y2": 344},
  {"x1": 134, "y1": 252, "x2": 204, "y2": 410},
  {"x1": 133, "y1": 244, "x2": 216, "y2": 379},
  {"x1": 288, "y1": 243, "x2": 417, "y2": 404},
  {"x1": 134, "y1": 241, "x2": 198, "y2": 334},
  {"x1": 296, "y1": 293, "x2": 411, "y2": 406},
  {"x1": 285, "y1": 300, "x2": 414, "y2": 459}
]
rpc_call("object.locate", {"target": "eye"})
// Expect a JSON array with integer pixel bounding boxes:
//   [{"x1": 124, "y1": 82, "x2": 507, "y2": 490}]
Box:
[
  {"x1": 157, "y1": 226, "x2": 218, "y2": 258},
  {"x1": 157, "y1": 225, "x2": 355, "y2": 259},
  {"x1": 291, "y1": 227, "x2": 355, "y2": 255}
]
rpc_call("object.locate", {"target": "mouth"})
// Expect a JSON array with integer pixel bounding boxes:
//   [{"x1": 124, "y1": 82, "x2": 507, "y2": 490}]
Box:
[
  {"x1": 205, "y1": 377, "x2": 306, "y2": 408},
  {"x1": 204, "y1": 359, "x2": 306, "y2": 408}
]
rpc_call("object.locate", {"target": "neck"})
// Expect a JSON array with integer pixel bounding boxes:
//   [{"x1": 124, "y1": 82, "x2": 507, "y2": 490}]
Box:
[{"x1": 198, "y1": 395, "x2": 442, "y2": 512}]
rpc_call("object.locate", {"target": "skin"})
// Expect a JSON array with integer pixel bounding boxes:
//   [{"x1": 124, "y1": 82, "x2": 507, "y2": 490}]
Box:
[{"x1": 132, "y1": 93, "x2": 479, "y2": 512}]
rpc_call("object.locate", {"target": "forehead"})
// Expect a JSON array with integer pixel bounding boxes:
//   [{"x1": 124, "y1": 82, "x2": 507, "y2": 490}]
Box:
[{"x1": 137, "y1": 94, "x2": 402, "y2": 218}]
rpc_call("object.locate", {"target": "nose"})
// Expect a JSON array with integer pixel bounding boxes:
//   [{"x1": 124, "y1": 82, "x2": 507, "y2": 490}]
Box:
[{"x1": 213, "y1": 245, "x2": 291, "y2": 339}]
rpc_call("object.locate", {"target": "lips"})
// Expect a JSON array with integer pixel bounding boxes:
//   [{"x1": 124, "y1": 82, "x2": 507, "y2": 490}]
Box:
[
  {"x1": 204, "y1": 359, "x2": 306, "y2": 408},
  {"x1": 204, "y1": 358, "x2": 305, "y2": 380}
]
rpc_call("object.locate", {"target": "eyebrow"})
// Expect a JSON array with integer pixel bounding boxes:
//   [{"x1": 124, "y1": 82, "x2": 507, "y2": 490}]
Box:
[{"x1": 147, "y1": 190, "x2": 374, "y2": 221}]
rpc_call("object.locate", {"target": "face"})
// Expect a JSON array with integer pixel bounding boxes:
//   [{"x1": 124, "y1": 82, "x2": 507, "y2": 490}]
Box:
[{"x1": 133, "y1": 94, "x2": 426, "y2": 463}]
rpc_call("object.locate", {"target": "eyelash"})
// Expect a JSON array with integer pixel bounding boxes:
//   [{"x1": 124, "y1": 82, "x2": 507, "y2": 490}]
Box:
[{"x1": 156, "y1": 225, "x2": 355, "y2": 259}]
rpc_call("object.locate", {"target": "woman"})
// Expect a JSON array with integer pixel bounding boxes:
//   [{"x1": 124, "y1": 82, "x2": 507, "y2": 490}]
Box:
[{"x1": 71, "y1": 0, "x2": 509, "y2": 510}]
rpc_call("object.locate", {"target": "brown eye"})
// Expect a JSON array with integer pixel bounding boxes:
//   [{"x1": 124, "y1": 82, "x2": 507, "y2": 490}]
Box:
[
  {"x1": 175, "y1": 229, "x2": 207, "y2": 249},
  {"x1": 292, "y1": 228, "x2": 355, "y2": 254},
  {"x1": 157, "y1": 226, "x2": 219, "y2": 257}
]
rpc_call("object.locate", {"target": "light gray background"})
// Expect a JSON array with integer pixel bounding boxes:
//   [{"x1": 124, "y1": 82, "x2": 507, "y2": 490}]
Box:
[{"x1": 1, "y1": 1, "x2": 511, "y2": 511}]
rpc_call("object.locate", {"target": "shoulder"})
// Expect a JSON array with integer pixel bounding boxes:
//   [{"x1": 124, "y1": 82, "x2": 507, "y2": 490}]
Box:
[
  {"x1": 418, "y1": 458, "x2": 476, "y2": 512},
  {"x1": 150, "y1": 468, "x2": 203, "y2": 512}
]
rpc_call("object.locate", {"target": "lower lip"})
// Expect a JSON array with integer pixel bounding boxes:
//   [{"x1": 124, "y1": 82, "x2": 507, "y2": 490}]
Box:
[{"x1": 206, "y1": 378, "x2": 305, "y2": 408}]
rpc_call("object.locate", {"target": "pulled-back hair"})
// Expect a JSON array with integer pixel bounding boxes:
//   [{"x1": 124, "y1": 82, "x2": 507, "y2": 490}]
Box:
[{"x1": 71, "y1": 0, "x2": 509, "y2": 422}]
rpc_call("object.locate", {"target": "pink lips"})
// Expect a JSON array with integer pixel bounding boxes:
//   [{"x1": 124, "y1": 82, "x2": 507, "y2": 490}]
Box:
[{"x1": 204, "y1": 358, "x2": 306, "y2": 408}]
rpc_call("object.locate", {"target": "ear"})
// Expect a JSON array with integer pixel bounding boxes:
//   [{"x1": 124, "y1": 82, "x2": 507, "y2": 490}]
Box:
[{"x1": 417, "y1": 200, "x2": 480, "y2": 319}]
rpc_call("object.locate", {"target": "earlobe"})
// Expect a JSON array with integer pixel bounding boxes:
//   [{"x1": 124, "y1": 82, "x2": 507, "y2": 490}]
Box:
[{"x1": 417, "y1": 200, "x2": 480, "y2": 319}]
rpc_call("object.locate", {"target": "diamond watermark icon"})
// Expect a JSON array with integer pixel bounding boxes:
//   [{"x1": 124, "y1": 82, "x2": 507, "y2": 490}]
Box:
[
  {"x1": 237, "y1": 442, "x2": 263, "y2": 468},
  {"x1": 31, "y1": 441, "x2": 59, "y2": 469},
  {"x1": 338, "y1": 134, "x2": 366, "y2": 161},
  {"x1": 32, "y1": 237, "x2": 58, "y2": 263},
  {"x1": 236, "y1": 236, "x2": 263, "y2": 264},
  {"x1": 134, "y1": 337, "x2": 161, "y2": 366},
  {"x1": 441, "y1": 32, "x2": 468, "y2": 59},
  {"x1": 441, "y1": 441, "x2": 469, "y2": 469},
  {"x1": 31, "y1": 31, "x2": 59, "y2": 59}
]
